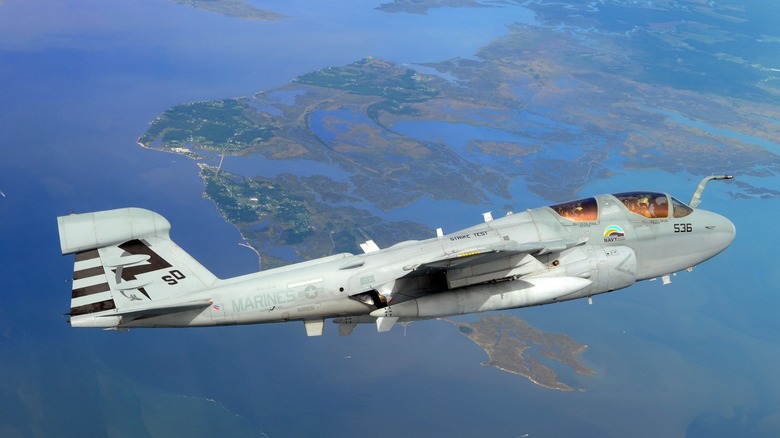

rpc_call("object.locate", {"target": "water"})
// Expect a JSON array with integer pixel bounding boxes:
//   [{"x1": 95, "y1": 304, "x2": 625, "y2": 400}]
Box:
[
  {"x1": 0, "y1": 1, "x2": 558, "y2": 436},
  {"x1": 2, "y1": 0, "x2": 780, "y2": 436},
  {"x1": 646, "y1": 107, "x2": 780, "y2": 153}
]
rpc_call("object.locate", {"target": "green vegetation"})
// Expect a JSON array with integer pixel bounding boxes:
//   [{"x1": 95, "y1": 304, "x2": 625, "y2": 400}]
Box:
[
  {"x1": 199, "y1": 167, "x2": 433, "y2": 264},
  {"x1": 202, "y1": 170, "x2": 259, "y2": 224},
  {"x1": 453, "y1": 314, "x2": 595, "y2": 391},
  {"x1": 366, "y1": 100, "x2": 421, "y2": 125},
  {"x1": 139, "y1": 99, "x2": 274, "y2": 153},
  {"x1": 141, "y1": 14, "x2": 780, "y2": 265},
  {"x1": 295, "y1": 58, "x2": 438, "y2": 102},
  {"x1": 201, "y1": 168, "x2": 313, "y2": 244}
]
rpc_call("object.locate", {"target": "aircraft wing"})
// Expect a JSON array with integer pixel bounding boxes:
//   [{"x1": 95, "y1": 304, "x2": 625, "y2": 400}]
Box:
[
  {"x1": 350, "y1": 236, "x2": 590, "y2": 333},
  {"x1": 411, "y1": 237, "x2": 588, "y2": 272},
  {"x1": 354, "y1": 236, "x2": 589, "y2": 309}
]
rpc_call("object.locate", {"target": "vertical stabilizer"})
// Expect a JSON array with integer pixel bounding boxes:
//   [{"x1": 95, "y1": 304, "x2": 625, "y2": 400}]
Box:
[{"x1": 59, "y1": 208, "x2": 218, "y2": 328}]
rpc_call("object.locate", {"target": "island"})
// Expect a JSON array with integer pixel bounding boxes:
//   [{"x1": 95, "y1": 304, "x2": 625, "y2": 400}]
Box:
[
  {"x1": 170, "y1": 0, "x2": 284, "y2": 21},
  {"x1": 727, "y1": 180, "x2": 780, "y2": 200},
  {"x1": 450, "y1": 314, "x2": 595, "y2": 391},
  {"x1": 376, "y1": 0, "x2": 488, "y2": 15}
]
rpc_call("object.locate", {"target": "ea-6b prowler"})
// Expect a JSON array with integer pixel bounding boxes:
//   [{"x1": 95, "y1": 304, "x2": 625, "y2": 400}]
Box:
[{"x1": 58, "y1": 176, "x2": 735, "y2": 336}]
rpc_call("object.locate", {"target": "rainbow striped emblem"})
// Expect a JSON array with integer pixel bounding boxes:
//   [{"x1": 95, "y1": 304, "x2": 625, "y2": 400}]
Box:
[{"x1": 604, "y1": 225, "x2": 625, "y2": 238}]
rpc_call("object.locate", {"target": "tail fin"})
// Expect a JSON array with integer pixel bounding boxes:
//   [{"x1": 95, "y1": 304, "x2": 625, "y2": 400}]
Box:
[{"x1": 58, "y1": 208, "x2": 218, "y2": 328}]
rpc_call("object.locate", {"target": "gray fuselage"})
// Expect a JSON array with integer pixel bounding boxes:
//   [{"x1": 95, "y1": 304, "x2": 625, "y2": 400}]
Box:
[{"x1": 121, "y1": 192, "x2": 735, "y2": 329}]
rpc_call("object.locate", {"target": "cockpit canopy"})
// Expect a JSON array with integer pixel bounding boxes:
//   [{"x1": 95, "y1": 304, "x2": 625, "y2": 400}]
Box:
[
  {"x1": 549, "y1": 197, "x2": 598, "y2": 222},
  {"x1": 671, "y1": 197, "x2": 693, "y2": 218},
  {"x1": 612, "y1": 192, "x2": 668, "y2": 218},
  {"x1": 549, "y1": 192, "x2": 693, "y2": 222}
]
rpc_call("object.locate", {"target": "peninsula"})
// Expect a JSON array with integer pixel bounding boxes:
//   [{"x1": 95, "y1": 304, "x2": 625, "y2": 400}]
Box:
[
  {"x1": 170, "y1": 0, "x2": 284, "y2": 21},
  {"x1": 137, "y1": 0, "x2": 780, "y2": 391},
  {"x1": 450, "y1": 314, "x2": 595, "y2": 391}
]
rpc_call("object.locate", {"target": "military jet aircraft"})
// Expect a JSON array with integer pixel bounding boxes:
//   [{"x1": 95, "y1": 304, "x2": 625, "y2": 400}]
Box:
[{"x1": 58, "y1": 175, "x2": 735, "y2": 336}]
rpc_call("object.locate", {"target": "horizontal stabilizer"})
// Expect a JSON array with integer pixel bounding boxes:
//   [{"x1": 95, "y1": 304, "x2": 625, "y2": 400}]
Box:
[
  {"x1": 102, "y1": 254, "x2": 150, "y2": 268},
  {"x1": 113, "y1": 279, "x2": 152, "y2": 291},
  {"x1": 58, "y1": 208, "x2": 171, "y2": 255}
]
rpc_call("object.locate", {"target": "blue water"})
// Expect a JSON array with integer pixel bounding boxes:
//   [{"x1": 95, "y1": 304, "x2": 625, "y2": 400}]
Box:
[
  {"x1": 752, "y1": 113, "x2": 780, "y2": 127},
  {"x1": 0, "y1": 1, "x2": 564, "y2": 437},
  {"x1": 405, "y1": 63, "x2": 459, "y2": 83},
  {"x1": 2, "y1": 1, "x2": 780, "y2": 437},
  {"x1": 309, "y1": 108, "x2": 356, "y2": 144},
  {"x1": 262, "y1": 88, "x2": 308, "y2": 106},
  {"x1": 392, "y1": 121, "x2": 503, "y2": 171},
  {"x1": 646, "y1": 106, "x2": 780, "y2": 153}
]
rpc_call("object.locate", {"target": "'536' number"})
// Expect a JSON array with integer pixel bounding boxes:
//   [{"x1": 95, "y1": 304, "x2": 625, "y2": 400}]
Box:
[{"x1": 674, "y1": 223, "x2": 693, "y2": 233}]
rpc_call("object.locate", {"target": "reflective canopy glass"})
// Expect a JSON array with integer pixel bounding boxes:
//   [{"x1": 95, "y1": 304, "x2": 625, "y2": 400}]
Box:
[
  {"x1": 671, "y1": 197, "x2": 693, "y2": 218},
  {"x1": 549, "y1": 197, "x2": 598, "y2": 222},
  {"x1": 613, "y1": 192, "x2": 669, "y2": 218}
]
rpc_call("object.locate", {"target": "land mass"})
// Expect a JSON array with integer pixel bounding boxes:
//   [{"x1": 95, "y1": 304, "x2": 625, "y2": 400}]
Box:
[
  {"x1": 170, "y1": 0, "x2": 284, "y2": 21},
  {"x1": 376, "y1": 0, "x2": 488, "y2": 15},
  {"x1": 196, "y1": 164, "x2": 431, "y2": 268},
  {"x1": 136, "y1": 0, "x2": 780, "y2": 392},
  {"x1": 140, "y1": 0, "x2": 780, "y2": 266},
  {"x1": 449, "y1": 314, "x2": 595, "y2": 391}
]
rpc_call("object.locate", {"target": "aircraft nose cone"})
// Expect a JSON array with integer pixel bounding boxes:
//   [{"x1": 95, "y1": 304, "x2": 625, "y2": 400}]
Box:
[
  {"x1": 726, "y1": 216, "x2": 736, "y2": 242},
  {"x1": 708, "y1": 212, "x2": 736, "y2": 253}
]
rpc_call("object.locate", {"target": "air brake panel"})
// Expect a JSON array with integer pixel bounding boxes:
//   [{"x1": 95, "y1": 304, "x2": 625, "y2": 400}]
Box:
[{"x1": 599, "y1": 246, "x2": 637, "y2": 291}]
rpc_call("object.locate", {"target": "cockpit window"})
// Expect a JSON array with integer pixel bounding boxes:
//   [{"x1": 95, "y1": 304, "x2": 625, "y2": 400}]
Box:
[
  {"x1": 671, "y1": 197, "x2": 693, "y2": 218},
  {"x1": 549, "y1": 197, "x2": 598, "y2": 222},
  {"x1": 613, "y1": 192, "x2": 669, "y2": 219}
]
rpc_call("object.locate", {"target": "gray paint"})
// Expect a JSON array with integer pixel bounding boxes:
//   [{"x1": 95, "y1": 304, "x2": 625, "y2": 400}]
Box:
[{"x1": 59, "y1": 177, "x2": 735, "y2": 336}]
